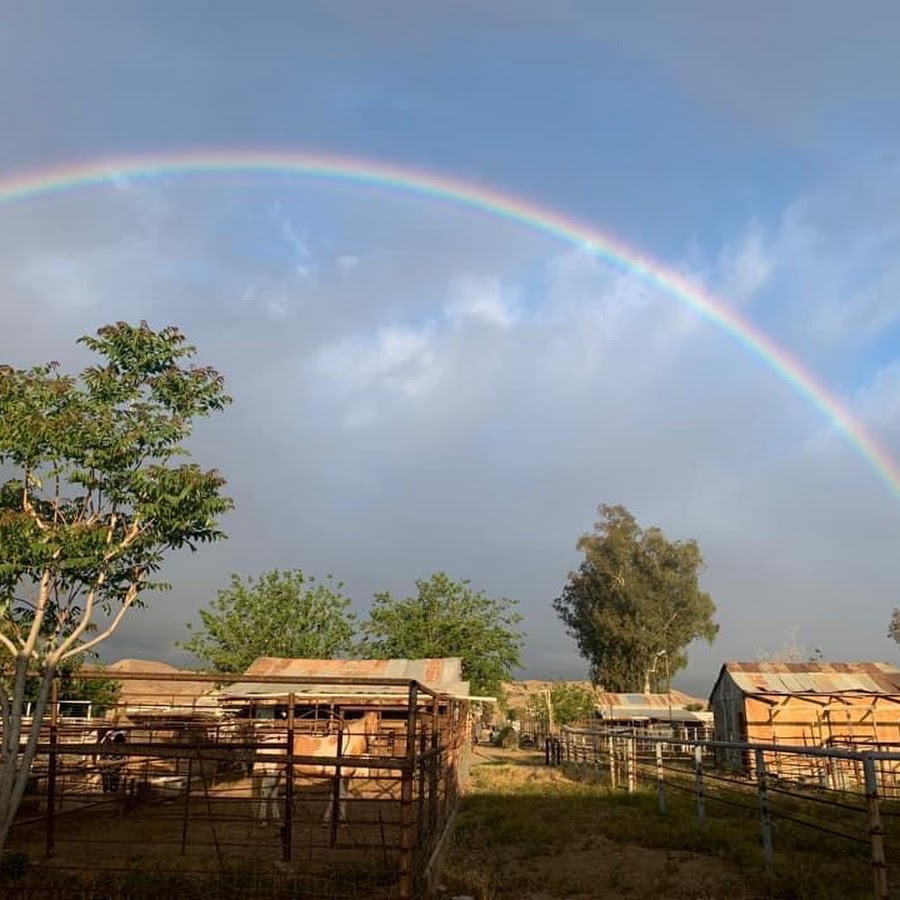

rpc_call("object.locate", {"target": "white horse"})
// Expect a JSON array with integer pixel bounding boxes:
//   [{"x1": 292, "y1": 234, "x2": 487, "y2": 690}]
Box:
[{"x1": 252, "y1": 712, "x2": 378, "y2": 826}]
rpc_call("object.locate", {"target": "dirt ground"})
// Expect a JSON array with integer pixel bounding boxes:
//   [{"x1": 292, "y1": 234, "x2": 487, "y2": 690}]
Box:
[
  {"x1": 8, "y1": 774, "x2": 404, "y2": 878},
  {"x1": 437, "y1": 747, "x2": 760, "y2": 900}
]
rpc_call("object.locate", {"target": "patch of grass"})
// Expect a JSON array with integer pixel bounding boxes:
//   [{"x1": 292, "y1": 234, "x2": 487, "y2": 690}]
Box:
[{"x1": 442, "y1": 749, "x2": 883, "y2": 899}]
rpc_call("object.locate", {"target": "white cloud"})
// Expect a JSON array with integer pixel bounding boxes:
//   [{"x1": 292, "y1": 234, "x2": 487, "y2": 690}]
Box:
[
  {"x1": 445, "y1": 275, "x2": 519, "y2": 329},
  {"x1": 854, "y1": 361, "x2": 900, "y2": 432},
  {"x1": 314, "y1": 324, "x2": 440, "y2": 401},
  {"x1": 716, "y1": 222, "x2": 773, "y2": 305}
]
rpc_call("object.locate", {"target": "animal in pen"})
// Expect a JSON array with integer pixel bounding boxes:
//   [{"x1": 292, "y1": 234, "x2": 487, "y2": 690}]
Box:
[{"x1": 252, "y1": 711, "x2": 380, "y2": 826}]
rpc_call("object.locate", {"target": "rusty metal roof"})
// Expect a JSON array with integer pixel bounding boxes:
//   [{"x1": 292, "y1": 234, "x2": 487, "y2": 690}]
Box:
[
  {"x1": 219, "y1": 657, "x2": 470, "y2": 700},
  {"x1": 716, "y1": 661, "x2": 900, "y2": 696},
  {"x1": 596, "y1": 691, "x2": 708, "y2": 710}
]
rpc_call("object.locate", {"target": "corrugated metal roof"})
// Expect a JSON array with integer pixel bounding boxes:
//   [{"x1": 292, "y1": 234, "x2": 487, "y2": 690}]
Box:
[
  {"x1": 720, "y1": 661, "x2": 900, "y2": 695},
  {"x1": 596, "y1": 691, "x2": 708, "y2": 710},
  {"x1": 598, "y1": 706, "x2": 713, "y2": 724},
  {"x1": 219, "y1": 657, "x2": 470, "y2": 700}
]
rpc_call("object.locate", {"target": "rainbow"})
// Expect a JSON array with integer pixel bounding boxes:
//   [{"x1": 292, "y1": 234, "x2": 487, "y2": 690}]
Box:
[{"x1": 1, "y1": 149, "x2": 897, "y2": 498}]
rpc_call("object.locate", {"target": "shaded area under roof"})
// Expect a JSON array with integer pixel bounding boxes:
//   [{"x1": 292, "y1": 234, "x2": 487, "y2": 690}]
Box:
[{"x1": 217, "y1": 657, "x2": 471, "y2": 701}]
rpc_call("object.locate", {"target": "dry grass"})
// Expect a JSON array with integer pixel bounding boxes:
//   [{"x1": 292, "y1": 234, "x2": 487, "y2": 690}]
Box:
[{"x1": 437, "y1": 748, "x2": 886, "y2": 900}]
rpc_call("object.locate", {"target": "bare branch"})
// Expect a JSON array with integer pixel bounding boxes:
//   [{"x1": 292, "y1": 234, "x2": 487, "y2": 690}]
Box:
[
  {"x1": 56, "y1": 582, "x2": 141, "y2": 662},
  {"x1": 21, "y1": 469, "x2": 49, "y2": 533},
  {"x1": 0, "y1": 631, "x2": 18, "y2": 658},
  {"x1": 21, "y1": 570, "x2": 52, "y2": 659}
]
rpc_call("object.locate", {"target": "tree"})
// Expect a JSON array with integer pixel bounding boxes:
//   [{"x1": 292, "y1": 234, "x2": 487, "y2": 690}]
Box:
[
  {"x1": 180, "y1": 569, "x2": 356, "y2": 672},
  {"x1": 359, "y1": 573, "x2": 524, "y2": 698},
  {"x1": 526, "y1": 683, "x2": 596, "y2": 728},
  {"x1": 888, "y1": 609, "x2": 900, "y2": 647},
  {"x1": 553, "y1": 504, "x2": 718, "y2": 692},
  {"x1": 0, "y1": 322, "x2": 231, "y2": 852}
]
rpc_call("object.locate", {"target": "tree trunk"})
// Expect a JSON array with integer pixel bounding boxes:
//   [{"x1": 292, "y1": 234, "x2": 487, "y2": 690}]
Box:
[{"x1": 0, "y1": 658, "x2": 56, "y2": 856}]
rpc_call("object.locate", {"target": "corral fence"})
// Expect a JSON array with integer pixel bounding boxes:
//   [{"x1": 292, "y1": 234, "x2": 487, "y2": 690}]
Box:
[
  {"x1": 548, "y1": 725, "x2": 900, "y2": 899},
  {"x1": 2, "y1": 671, "x2": 471, "y2": 899}
]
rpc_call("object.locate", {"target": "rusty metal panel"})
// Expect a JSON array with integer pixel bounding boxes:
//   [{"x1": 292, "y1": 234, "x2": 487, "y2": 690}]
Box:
[
  {"x1": 721, "y1": 661, "x2": 900, "y2": 696},
  {"x1": 595, "y1": 690, "x2": 707, "y2": 710},
  {"x1": 222, "y1": 657, "x2": 469, "y2": 699}
]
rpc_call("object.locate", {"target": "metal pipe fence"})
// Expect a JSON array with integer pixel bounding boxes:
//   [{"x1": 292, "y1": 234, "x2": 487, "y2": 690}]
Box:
[
  {"x1": 2, "y1": 675, "x2": 471, "y2": 899},
  {"x1": 551, "y1": 725, "x2": 900, "y2": 900}
]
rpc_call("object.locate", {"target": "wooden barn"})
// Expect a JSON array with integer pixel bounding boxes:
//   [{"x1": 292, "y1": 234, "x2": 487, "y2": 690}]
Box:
[{"x1": 709, "y1": 661, "x2": 900, "y2": 778}]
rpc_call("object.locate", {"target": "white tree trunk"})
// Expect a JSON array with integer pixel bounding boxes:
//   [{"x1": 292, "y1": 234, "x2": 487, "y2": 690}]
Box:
[{"x1": 0, "y1": 657, "x2": 55, "y2": 855}]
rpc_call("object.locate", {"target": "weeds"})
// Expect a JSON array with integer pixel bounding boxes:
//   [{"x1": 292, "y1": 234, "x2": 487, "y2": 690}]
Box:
[{"x1": 440, "y1": 750, "x2": 883, "y2": 899}]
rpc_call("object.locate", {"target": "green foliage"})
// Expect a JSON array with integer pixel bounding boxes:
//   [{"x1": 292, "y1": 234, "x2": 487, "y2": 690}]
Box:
[
  {"x1": 359, "y1": 572, "x2": 524, "y2": 698},
  {"x1": 180, "y1": 569, "x2": 356, "y2": 672},
  {"x1": 0, "y1": 322, "x2": 232, "y2": 666},
  {"x1": 527, "y1": 682, "x2": 596, "y2": 727},
  {"x1": 0, "y1": 322, "x2": 231, "y2": 850},
  {"x1": 888, "y1": 609, "x2": 900, "y2": 646},
  {"x1": 553, "y1": 504, "x2": 718, "y2": 692}
]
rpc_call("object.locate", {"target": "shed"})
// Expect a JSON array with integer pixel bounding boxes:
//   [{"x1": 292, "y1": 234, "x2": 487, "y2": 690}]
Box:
[
  {"x1": 709, "y1": 661, "x2": 900, "y2": 773},
  {"x1": 218, "y1": 656, "x2": 469, "y2": 702},
  {"x1": 216, "y1": 657, "x2": 472, "y2": 726},
  {"x1": 596, "y1": 691, "x2": 713, "y2": 739}
]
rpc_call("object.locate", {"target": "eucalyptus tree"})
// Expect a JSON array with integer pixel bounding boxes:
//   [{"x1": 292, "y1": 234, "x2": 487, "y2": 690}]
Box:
[{"x1": 554, "y1": 504, "x2": 718, "y2": 692}]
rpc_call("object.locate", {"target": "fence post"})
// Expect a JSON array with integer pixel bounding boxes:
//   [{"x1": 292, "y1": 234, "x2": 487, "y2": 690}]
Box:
[
  {"x1": 694, "y1": 744, "x2": 705, "y2": 825},
  {"x1": 863, "y1": 755, "x2": 889, "y2": 900},
  {"x1": 608, "y1": 734, "x2": 617, "y2": 790},
  {"x1": 656, "y1": 741, "x2": 666, "y2": 812},
  {"x1": 627, "y1": 735, "x2": 636, "y2": 793},
  {"x1": 44, "y1": 678, "x2": 59, "y2": 858},
  {"x1": 754, "y1": 748, "x2": 773, "y2": 870},
  {"x1": 398, "y1": 682, "x2": 419, "y2": 900},
  {"x1": 283, "y1": 693, "x2": 295, "y2": 861},
  {"x1": 180, "y1": 756, "x2": 193, "y2": 855}
]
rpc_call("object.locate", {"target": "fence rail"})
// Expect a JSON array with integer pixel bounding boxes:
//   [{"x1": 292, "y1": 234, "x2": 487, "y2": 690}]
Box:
[
  {"x1": 549, "y1": 725, "x2": 900, "y2": 900},
  {"x1": 2, "y1": 675, "x2": 472, "y2": 899}
]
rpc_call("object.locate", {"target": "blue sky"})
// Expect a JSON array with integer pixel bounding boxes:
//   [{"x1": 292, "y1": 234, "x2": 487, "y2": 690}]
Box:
[{"x1": 3, "y1": 2, "x2": 900, "y2": 696}]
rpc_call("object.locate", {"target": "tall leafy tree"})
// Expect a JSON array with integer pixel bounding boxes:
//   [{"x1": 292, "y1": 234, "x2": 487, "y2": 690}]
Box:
[
  {"x1": 359, "y1": 572, "x2": 524, "y2": 697},
  {"x1": 554, "y1": 504, "x2": 718, "y2": 692},
  {"x1": 0, "y1": 322, "x2": 231, "y2": 852},
  {"x1": 180, "y1": 569, "x2": 356, "y2": 672}
]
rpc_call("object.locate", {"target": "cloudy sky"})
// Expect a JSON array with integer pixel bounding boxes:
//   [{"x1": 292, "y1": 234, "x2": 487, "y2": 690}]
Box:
[{"x1": 3, "y1": 2, "x2": 900, "y2": 696}]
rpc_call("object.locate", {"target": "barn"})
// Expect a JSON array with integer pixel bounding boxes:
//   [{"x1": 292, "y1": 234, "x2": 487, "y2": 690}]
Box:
[{"x1": 709, "y1": 661, "x2": 900, "y2": 775}]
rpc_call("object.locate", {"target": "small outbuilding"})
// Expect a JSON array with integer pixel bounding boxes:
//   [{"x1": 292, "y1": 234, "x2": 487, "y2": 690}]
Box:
[
  {"x1": 595, "y1": 691, "x2": 713, "y2": 739},
  {"x1": 709, "y1": 661, "x2": 900, "y2": 777}
]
